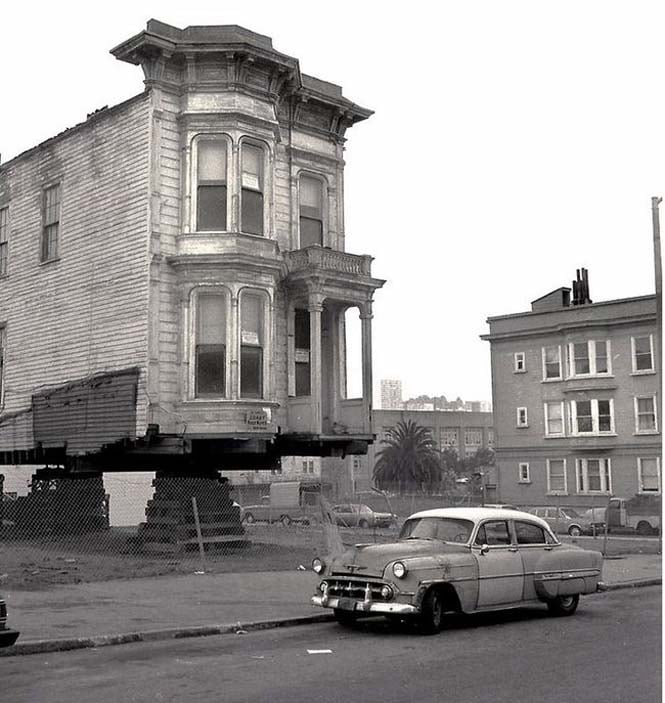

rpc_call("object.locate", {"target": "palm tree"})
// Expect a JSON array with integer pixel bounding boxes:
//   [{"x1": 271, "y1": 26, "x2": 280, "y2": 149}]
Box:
[{"x1": 373, "y1": 420, "x2": 442, "y2": 494}]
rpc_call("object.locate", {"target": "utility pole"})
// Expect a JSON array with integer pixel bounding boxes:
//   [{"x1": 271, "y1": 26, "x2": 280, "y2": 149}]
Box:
[{"x1": 651, "y1": 197, "x2": 662, "y2": 554}]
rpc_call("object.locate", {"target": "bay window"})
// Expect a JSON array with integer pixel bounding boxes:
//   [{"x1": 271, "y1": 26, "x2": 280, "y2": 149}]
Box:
[
  {"x1": 299, "y1": 174, "x2": 323, "y2": 247},
  {"x1": 196, "y1": 139, "x2": 228, "y2": 231},
  {"x1": 195, "y1": 292, "x2": 228, "y2": 397},
  {"x1": 241, "y1": 143, "x2": 264, "y2": 235},
  {"x1": 570, "y1": 399, "x2": 614, "y2": 435},
  {"x1": 576, "y1": 458, "x2": 611, "y2": 493},
  {"x1": 240, "y1": 291, "x2": 265, "y2": 399}
]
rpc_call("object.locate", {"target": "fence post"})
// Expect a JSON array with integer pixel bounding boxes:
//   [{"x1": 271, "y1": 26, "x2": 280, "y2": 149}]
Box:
[{"x1": 191, "y1": 496, "x2": 207, "y2": 571}]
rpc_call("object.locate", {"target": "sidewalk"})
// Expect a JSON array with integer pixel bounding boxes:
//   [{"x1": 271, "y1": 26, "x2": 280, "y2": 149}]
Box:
[{"x1": 1, "y1": 553, "x2": 660, "y2": 656}]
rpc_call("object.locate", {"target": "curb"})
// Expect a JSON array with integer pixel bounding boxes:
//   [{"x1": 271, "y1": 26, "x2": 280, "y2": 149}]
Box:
[
  {"x1": 0, "y1": 613, "x2": 335, "y2": 658},
  {"x1": 2, "y1": 578, "x2": 661, "y2": 658}
]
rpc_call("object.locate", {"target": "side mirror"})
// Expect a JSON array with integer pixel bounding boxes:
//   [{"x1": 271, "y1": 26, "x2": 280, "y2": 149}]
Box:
[{"x1": 479, "y1": 543, "x2": 490, "y2": 556}]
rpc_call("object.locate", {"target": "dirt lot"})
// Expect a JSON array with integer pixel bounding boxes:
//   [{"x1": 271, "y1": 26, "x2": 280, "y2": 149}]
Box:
[{"x1": 0, "y1": 524, "x2": 659, "y2": 591}]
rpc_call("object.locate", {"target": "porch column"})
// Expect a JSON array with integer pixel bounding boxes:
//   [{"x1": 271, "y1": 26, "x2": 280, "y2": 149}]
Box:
[
  {"x1": 230, "y1": 295, "x2": 239, "y2": 399},
  {"x1": 308, "y1": 294, "x2": 324, "y2": 434},
  {"x1": 359, "y1": 300, "x2": 374, "y2": 434}
]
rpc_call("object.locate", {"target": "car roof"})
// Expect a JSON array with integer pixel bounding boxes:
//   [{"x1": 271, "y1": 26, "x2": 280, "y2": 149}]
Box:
[{"x1": 407, "y1": 506, "x2": 552, "y2": 529}]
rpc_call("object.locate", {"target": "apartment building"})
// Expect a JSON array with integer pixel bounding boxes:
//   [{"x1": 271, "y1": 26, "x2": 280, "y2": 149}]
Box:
[{"x1": 482, "y1": 275, "x2": 660, "y2": 508}]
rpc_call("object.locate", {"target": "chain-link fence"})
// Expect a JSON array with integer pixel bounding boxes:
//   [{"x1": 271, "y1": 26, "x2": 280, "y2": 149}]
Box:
[{"x1": 0, "y1": 470, "x2": 659, "y2": 591}]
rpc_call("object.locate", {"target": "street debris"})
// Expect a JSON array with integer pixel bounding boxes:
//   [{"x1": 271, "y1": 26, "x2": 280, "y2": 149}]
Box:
[{"x1": 307, "y1": 649, "x2": 333, "y2": 654}]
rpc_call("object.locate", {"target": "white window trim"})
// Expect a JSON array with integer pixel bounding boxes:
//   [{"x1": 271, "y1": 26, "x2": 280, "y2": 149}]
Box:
[
  {"x1": 541, "y1": 345, "x2": 562, "y2": 381},
  {"x1": 631, "y1": 335, "x2": 656, "y2": 375},
  {"x1": 575, "y1": 457, "x2": 612, "y2": 494},
  {"x1": 570, "y1": 398, "x2": 616, "y2": 436},
  {"x1": 518, "y1": 462, "x2": 531, "y2": 483},
  {"x1": 514, "y1": 352, "x2": 526, "y2": 373},
  {"x1": 296, "y1": 170, "x2": 329, "y2": 249},
  {"x1": 238, "y1": 137, "x2": 272, "y2": 238},
  {"x1": 238, "y1": 287, "x2": 271, "y2": 401},
  {"x1": 546, "y1": 458, "x2": 568, "y2": 495},
  {"x1": 567, "y1": 340, "x2": 612, "y2": 378},
  {"x1": 637, "y1": 457, "x2": 661, "y2": 494},
  {"x1": 516, "y1": 407, "x2": 528, "y2": 428},
  {"x1": 191, "y1": 133, "x2": 233, "y2": 234},
  {"x1": 634, "y1": 395, "x2": 659, "y2": 435},
  {"x1": 544, "y1": 401, "x2": 566, "y2": 437}
]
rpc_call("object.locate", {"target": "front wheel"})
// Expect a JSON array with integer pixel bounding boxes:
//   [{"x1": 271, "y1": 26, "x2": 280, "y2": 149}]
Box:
[
  {"x1": 568, "y1": 525, "x2": 582, "y2": 537},
  {"x1": 547, "y1": 593, "x2": 579, "y2": 617},
  {"x1": 358, "y1": 519, "x2": 370, "y2": 529},
  {"x1": 419, "y1": 588, "x2": 444, "y2": 634}
]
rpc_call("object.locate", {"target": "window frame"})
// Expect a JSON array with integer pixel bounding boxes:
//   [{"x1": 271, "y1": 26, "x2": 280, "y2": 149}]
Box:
[
  {"x1": 575, "y1": 457, "x2": 612, "y2": 494},
  {"x1": 518, "y1": 462, "x2": 531, "y2": 483},
  {"x1": 570, "y1": 398, "x2": 615, "y2": 436},
  {"x1": 0, "y1": 325, "x2": 5, "y2": 408},
  {"x1": 516, "y1": 406, "x2": 528, "y2": 428},
  {"x1": 41, "y1": 183, "x2": 61, "y2": 263},
  {"x1": 298, "y1": 172, "x2": 327, "y2": 249},
  {"x1": 637, "y1": 457, "x2": 661, "y2": 494},
  {"x1": 0, "y1": 206, "x2": 8, "y2": 276},
  {"x1": 239, "y1": 139, "x2": 267, "y2": 237},
  {"x1": 514, "y1": 352, "x2": 526, "y2": 373},
  {"x1": 631, "y1": 335, "x2": 655, "y2": 374},
  {"x1": 239, "y1": 288, "x2": 270, "y2": 400},
  {"x1": 542, "y1": 345, "x2": 562, "y2": 381},
  {"x1": 192, "y1": 134, "x2": 232, "y2": 233},
  {"x1": 634, "y1": 395, "x2": 658, "y2": 434},
  {"x1": 544, "y1": 401, "x2": 565, "y2": 437},
  {"x1": 193, "y1": 288, "x2": 231, "y2": 399},
  {"x1": 568, "y1": 340, "x2": 612, "y2": 378},
  {"x1": 546, "y1": 458, "x2": 568, "y2": 495}
]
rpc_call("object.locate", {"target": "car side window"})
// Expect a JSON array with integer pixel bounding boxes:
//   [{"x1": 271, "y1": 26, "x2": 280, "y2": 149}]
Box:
[
  {"x1": 475, "y1": 520, "x2": 511, "y2": 546},
  {"x1": 515, "y1": 521, "x2": 547, "y2": 545}
]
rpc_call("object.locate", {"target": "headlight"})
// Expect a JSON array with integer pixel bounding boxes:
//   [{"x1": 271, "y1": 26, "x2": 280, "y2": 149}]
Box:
[
  {"x1": 312, "y1": 557, "x2": 325, "y2": 574},
  {"x1": 392, "y1": 561, "x2": 407, "y2": 579}
]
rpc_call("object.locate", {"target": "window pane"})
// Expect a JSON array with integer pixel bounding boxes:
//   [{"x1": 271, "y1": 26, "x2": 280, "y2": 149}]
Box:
[
  {"x1": 0, "y1": 208, "x2": 7, "y2": 243},
  {"x1": 575, "y1": 401, "x2": 593, "y2": 433},
  {"x1": 482, "y1": 521, "x2": 511, "y2": 546},
  {"x1": 198, "y1": 141, "x2": 227, "y2": 182},
  {"x1": 515, "y1": 522, "x2": 546, "y2": 545},
  {"x1": 640, "y1": 458, "x2": 660, "y2": 491},
  {"x1": 300, "y1": 175, "x2": 322, "y2": 211},
  {"x1": 300, "y1": 217, "x2": 323, "y2": 247},
  {"x1": 241, "y1": 189, "x2": 263, "y2": 235},
  {"x1": 547, "y1": 403, "x2": 563, "y2": 434},
  {"x1": 595, "y1": 341, "x2": 608, "y2": 373},
  {"x1": 573, "y1": 343, "x2": 590, "y2": 374},
  {"x1": 635, "y1": 337, "x2": 653, "y2": 371},
  {"x1": 544, "y1": 346, "x2": 560, "y2": 378},
  {"x1": 637, "y1": 397, "x2": 656, "y2": 431},
  {"x1": 548, "y1": 460, "x2": 566, "y2": 492},
  {"x1": 198, "y1": 294, "x2": 226, "y2": 345},
  {"x1": 241, "y1": 345, "x2": 263, "y2": 398},
  {"x1": 242, "y1": 144, "x2": 262, "y2": 190},
  {"x1": 587, "y1": 460, "x2": 601, "y2": 491},
  {"x1": 241, "y1": 293, "x2": 263, "y2": 345},
  {"x1": 196, "y1": 344, "x2": 225, "y2": 395},
  {"x1": 598, "y1": 400, "x2": 612, "y2": 432},
  {"x1": 42, "y1": 223, "x2": 58, "y2": 261},
  {"x1": 197, "y1": 185, "x2": 227, "y2": 231}
]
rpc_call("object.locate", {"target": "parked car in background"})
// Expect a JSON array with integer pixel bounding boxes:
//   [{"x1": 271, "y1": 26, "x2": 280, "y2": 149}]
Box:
[
  {"x1": 0, "y1": 596, "x2": 19, "y2": 647},
  {"x1": 582, "y1": 496, "x2": 661, "y2": 535},
  {"x1": 529, "y1": 507, "x2": 592, "y2": 536},
  {"x1": 312, "y1": 507, "x2": 603, "y2": 633},
  {"x1": 331, "y1": 503, "x2": 396, "y2": 528}
]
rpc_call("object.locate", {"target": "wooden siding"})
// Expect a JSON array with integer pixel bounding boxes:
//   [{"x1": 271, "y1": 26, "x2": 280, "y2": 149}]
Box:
[{"x1": 0, "y1": 94, "x2": 152, "y2": 449}]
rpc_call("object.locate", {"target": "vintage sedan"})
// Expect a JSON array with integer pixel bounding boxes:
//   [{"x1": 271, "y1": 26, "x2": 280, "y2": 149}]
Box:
[
  {"x1": 311, "y1": 507, "x2": 603, "y2": 633},
  {"x1": 331, "y1": 503, "x2": 396, "y2": 529},
  {"x1": 0, "y1": 596, "x2": 19, "y2": 648}
]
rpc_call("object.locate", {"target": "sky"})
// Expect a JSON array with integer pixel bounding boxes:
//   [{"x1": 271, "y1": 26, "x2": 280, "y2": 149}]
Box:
[{"x1": 1, "y1": 1, "x2": 662, "y2": 404}]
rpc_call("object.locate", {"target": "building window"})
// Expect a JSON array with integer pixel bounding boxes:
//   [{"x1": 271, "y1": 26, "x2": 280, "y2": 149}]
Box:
[
  {"x1": 568, "y1": 340, "x2": 611, "y2": 377},
  {"x1": 637, "y1": 458, "x2": 661, "y2": 493},
  {"x1": 196, "y1": 139, "x2": 228, "y2": 231},
  {"x1": 441, "y1": 428, "x2": 459, "y2": 449},
  {"x1": 486, "y1": 429, "x2": 494, "y2": 448},
  {"x1": 632, "y1": 335, "x2": 655, "y2": 374},
  {"x1": 547, "y1": 459, "x2": 567, "y2": 494},
  {"x1": 544, "y1": 402, "x2": 565, "y2": 436},
  {"x1": 518, "y1": 462, "x2": 530, "y2": 483},
  {"x1": 464, "y1": 429, "x2": 482, "y2": 447},
  {"x1": 240, "y1": 291, "x2": 265, "y2": 399},
  {"x1": 195, "y1": 292, "x2": 228, "y2": 397},
  {"x1": 634, "y1": 396, "x2": 658, "y2": 434},
  {"x1": 299, "y1": 174, "x2": 323, "y2": 247},
  {"x1": 570, "y1": 399, "x2": 614, "y2": 435},
  {"x1": 516, "y1": 407, "x2": 528, "y2": 428},
  {"x1": 514, "y1": 352, "x2": 526, "y2": 373},
  {"x1": 576, "y1": 458, "x2": 611, "y2": 493},
  {"x1": 542, "y1": 345, "x2": 562, "y2": 380},
  {"x1": 294, "y1": 308, "x2": 311, "y2": 396},
  {"x1": 241, "y1": 142, "x2": 264, "y2": 235},
  {"x1": 41, "y1": 184, "x2": 61, "y2": 262},
  {"x1": 0, "y1": 207, "x2": 8, "y2": 276},
  {"x1": 0, "y1": 326, "x2": 5, "y2": 405}
]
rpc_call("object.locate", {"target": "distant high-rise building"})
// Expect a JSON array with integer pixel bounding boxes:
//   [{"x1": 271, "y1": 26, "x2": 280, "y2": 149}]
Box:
[{"x1": 380, "y1": 379, "x2": 403, "y2": 409}]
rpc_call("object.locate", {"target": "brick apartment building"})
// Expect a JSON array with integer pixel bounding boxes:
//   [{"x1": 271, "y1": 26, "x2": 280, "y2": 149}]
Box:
[
  {"x1": 482, "y1": 273, "x2": 660, "y2": 508},
  {"x1": 0, "y1": 20, "x2": 384, "y2": 485}
]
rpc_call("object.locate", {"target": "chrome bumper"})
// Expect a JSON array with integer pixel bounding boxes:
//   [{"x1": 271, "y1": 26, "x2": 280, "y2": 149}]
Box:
[{"x1": 311, "y1": 594, "x2": 419, "y2": 616}]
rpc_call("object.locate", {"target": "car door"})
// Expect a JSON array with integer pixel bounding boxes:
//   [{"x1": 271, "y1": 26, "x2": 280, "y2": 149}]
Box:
[
  {"x1": 473, "y1": 519, "x2": 524, "y2": 608},
  {"x1": 514, "y1": 519, "x2": 554, "y2": 601}
]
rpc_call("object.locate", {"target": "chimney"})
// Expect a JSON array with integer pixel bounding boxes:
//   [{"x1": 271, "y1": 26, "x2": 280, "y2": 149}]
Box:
[{"x1": 571, "y1": 268, "x2": 592, "y2": 306}]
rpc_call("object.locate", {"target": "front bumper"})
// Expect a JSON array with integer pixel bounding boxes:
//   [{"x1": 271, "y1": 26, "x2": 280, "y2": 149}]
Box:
[{"x1": 311, "y1": 594, "x2": 419, "y2": 616}]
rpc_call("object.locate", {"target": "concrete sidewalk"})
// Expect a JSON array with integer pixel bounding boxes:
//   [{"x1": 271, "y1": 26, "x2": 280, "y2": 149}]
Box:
[{"x1": 1, "y1": 553, "x2": 660, "y2": 656}]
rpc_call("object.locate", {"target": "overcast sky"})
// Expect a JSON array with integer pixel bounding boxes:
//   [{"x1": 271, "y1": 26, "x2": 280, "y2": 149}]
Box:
[{"x1": 1, "y1": 1, "x2": 662, "y2": 404}]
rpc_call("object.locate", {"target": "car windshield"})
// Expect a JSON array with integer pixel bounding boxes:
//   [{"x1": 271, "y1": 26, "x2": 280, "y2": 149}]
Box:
[
  {"x1": 562, "y1": 508, "x2": 581, "y2": 518},
  {"x1": 399, "y1": 517, "x2": 474, "y2": 544}
]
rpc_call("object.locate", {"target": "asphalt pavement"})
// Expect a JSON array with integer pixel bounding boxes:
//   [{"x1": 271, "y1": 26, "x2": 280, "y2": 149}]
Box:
[{"x1": 1, "y1": 551, "x2": 660, "y2": 657}]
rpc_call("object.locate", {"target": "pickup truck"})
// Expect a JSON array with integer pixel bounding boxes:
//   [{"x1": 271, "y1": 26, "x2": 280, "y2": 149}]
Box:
[{"x1": 583, "y1": 495, "x2": 661, "y2": 535}]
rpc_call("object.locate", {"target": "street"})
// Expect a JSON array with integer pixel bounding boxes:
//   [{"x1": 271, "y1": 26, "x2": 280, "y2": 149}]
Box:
[{"x1": 2, "y1": 587, "x2": 661, "y2": 703}]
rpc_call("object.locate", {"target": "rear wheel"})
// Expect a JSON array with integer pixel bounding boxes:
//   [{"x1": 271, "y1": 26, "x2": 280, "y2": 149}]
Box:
[
  {"x1": 568, "y1": 525, "x2": 582, "y2": 537},
  {"x1": 636, "y1": 521, "x2": 653, "y2": 536},
  {"x1": 358, "y1": 519, "x2": 370, "y2": 529},
  {"x1": 243, "y1": 512, "x2": 254, "y2": 524},
  {"x1": 547, "y1": 593, "x2": 579, "y2": 616},
  {"x1": 419, "y1": 588, "x2": 444, "y2": 634},
  {"x1": 334, "y1": 609, "x2": 359, "y2": 627}
]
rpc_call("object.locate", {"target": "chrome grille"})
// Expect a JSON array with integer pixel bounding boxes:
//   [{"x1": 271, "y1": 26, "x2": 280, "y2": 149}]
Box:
[{"x1": 326, "y1": 577, "x2": 390, "y2": 601}]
